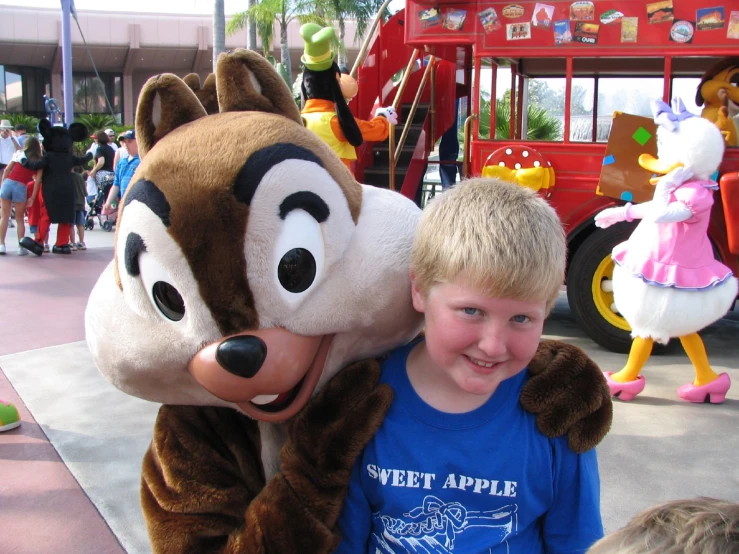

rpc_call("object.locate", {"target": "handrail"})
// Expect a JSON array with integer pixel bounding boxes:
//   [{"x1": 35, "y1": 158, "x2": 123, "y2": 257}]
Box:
[
  {"x1": 395, "y1": 57, "x2": 436, "y2": 162},
  {"x1": 388, "y1": 122, "x2": 397, "y2": 192},
  {"x1": 462, "y1": 113, "x2": 478, "y2": 179},
  {"x1": 350, "y1": 0, "x2": 394, "y2": 79},
  {"x1": 389, "y1": 55, "x2": 436, "y2": 192},
  {"x1": 392, "y1": 49, "x2": 421, "y2": 112},
  {"x1": 387, "y1": 48, "x2": 421, "y2": 191}
]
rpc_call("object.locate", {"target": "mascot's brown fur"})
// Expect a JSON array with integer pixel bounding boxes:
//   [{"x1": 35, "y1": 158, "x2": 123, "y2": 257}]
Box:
[
  {"x1": 183, "y1": 72, "x2": 218, "y2": 114},
  {"x1": 85, "y1": 50, "x2": 611, "y2": 552}
]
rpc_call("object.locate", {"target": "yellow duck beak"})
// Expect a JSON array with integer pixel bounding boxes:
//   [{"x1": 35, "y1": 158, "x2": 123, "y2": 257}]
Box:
[{"x1": 638, "y1": 154, "x2": 683, "y2": 184}]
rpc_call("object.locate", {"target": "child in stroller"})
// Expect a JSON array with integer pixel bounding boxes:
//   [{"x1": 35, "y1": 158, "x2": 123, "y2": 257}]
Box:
[{"x1": 85, "y1": 173, "x2": 118, "y2": 232}]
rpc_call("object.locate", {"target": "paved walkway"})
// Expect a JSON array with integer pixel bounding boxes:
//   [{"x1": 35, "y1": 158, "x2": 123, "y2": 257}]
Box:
[{"x1": 1, "y1": 224, "x2": 737, "y2": 554}]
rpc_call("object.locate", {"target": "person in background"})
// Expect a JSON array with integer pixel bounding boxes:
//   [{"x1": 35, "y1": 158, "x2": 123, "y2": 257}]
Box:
[
  {"x1": 0, "y1": 119, "x2": 22, "y2": 232},
  {"x1": 104, "y1": 129, "x2": 139, "y2": 212},
  {"x1": 0, "y1": 136, "x2": 42, "y2": 255},
  {"x1": 69, "y1": 168, "x2": 87, "y2": 251},
  {"x1": 587, "y1": 497, "x2": 739, "y2": 554},
  {"x1": 13, "y1": 124, "x2": 28, "y2": 148},
  {"x1": 112, "y1": 132, "x2": 129, "y2": 170},
  {"x1": 105, "y1": 129, "x2": 119, "y2": 152},
  {"x1": 89, "y1": 130, "x2": 115, "y2": 190}
]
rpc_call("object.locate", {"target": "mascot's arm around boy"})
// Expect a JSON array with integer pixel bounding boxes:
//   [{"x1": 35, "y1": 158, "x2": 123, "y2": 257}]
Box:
[{"x1": 85, "y1": 49, "x2": 612, "y2": 553}]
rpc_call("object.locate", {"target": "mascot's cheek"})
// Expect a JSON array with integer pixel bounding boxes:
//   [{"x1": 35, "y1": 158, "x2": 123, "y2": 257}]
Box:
[{"x1": 115, "y1": 201, "x2": 220, "y2": 345}]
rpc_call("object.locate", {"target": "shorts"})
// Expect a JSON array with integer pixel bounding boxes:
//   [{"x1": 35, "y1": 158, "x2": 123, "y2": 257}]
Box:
[
  {"x1": 87, "y1": 195, "x2": 96, "y2": 207},
  {"x1": 0, "y1": 179, "x2": 28, "y2": 203},
  {"x1": 74, "y1": 210, "x2": 86, "y2": 226}
]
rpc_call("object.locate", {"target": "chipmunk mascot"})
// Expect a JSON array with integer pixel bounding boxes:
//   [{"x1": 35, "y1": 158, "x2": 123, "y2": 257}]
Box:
[
  {"x1": 85, "y1": 49, "x2": 612, "y2": 552},
  {"x1": 20, "y1": 119, "x2": 92, "y2": 255},
  {"x1": 299, "y1": 23, "x2": 398, "y2": 172},
  {"x1": 596, "y1": 98, "x2": 738, "y2": 403},
  {"x1": 695, "y1": 57, "x2": 739, "y2": 146}
]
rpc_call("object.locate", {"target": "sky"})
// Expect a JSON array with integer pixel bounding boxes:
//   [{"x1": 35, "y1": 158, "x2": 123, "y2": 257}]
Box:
[{"x1": 1, "y1": 0, "x2": 405, "y2": 15}]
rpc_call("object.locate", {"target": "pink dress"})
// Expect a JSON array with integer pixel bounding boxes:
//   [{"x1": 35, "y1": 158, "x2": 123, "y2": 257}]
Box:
[{"x1": 612, "y1": 180, "x2": 733, "y2": 290}]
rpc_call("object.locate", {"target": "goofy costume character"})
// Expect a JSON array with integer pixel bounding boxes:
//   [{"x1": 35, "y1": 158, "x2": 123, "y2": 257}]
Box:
[{"x1": 300, "y1": 23, "x2": 398, "y2": 172}]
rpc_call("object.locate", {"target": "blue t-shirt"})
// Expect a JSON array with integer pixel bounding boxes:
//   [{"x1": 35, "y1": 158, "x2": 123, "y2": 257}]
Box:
[
  {"x1": 114, "y1": 154, "x2": 140, "y2": 199},
  {"x1": 336, "y1": 341, "x2": 603, "y2": 554}
]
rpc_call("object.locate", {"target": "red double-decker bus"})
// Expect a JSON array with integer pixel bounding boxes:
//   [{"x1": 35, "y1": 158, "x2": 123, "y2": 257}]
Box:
[{"x1": 350, "y1": 0, "x2": 739, "y2": 352}]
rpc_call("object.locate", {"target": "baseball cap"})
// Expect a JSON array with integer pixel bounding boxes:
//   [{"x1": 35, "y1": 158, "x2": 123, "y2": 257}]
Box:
[
  {"x1": 121, "y1": 129, "x2": 136, "y2": 140},
  {"x1": 105, "y1": 128, "x2": 115, "y2": 135}
]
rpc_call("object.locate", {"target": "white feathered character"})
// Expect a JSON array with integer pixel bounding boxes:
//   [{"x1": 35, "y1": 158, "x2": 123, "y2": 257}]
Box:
[{"x1": 595, "y1": 98, "x2": 738, "y2": 403}]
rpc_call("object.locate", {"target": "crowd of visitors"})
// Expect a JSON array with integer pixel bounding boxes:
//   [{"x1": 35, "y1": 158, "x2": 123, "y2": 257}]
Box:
[{"x1": 0, "y1": 121, "x2": 139, "y2": 256}]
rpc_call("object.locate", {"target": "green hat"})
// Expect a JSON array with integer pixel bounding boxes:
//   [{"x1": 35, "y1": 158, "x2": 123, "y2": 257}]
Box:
[{"x1": 300, "y1": 23, "x2": 336, "y2": 71}]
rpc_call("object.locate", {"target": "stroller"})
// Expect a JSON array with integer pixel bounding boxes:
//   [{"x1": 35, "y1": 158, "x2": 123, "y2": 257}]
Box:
[{"x1": 85, "y1": 174, "x2": 118, "y2": 232}]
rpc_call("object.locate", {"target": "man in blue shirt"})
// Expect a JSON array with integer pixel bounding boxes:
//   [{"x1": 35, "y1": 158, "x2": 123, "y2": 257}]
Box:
[{"x1": 104, "y1": 129, "x2": 139, "y2": 212}]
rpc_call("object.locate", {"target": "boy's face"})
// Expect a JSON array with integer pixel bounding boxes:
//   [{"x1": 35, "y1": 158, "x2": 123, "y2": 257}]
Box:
[{"x1": 411, "y1": 273, "x2": 546, "y2": 399}]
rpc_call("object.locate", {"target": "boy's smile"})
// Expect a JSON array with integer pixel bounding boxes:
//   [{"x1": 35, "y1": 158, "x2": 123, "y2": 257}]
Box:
[{"x1": 408, "y1": 274, "x2": 547, "y2": 413}]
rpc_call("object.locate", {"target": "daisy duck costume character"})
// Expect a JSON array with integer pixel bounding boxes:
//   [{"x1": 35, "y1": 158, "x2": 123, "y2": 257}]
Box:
[{"x1": 595, "y1": 98, "x2": 738, "y2": 404}]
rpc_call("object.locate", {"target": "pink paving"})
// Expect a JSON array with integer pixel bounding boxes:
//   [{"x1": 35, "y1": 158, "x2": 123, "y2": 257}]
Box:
[{"x1": 0, "y1": 249, "x2": 126, "y2": 554}]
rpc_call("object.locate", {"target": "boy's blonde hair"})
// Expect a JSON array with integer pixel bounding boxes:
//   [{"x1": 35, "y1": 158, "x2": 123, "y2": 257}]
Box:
[
  {"x1": 587, "y1": 497, "x2": 739, "y2": 554},
  {"x1": 411, "y1": 178, "x2": 566, "y2": 312}
]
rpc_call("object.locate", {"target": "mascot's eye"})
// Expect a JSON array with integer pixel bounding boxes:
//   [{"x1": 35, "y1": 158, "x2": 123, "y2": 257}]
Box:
[
  {"x1": 273, "y1": 209, "x2": 325, "y2": 302},
  {"x1": 152, "y1": 281, "x2": 185, "y2": 321},
  {"x1": 138, "y1": 251, "x2": 188, "y2": 325},
  {"x1": 278, "y1": 248, "x2": 316, "y2": 293},
  {"x1": 730, "y1": 74, "x2": 739, "y2": 86}
]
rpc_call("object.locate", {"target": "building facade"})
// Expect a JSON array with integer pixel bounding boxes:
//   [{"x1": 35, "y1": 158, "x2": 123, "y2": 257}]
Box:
[{"x1": 0, "y1": 6, "x2": 363, "y2": 124}]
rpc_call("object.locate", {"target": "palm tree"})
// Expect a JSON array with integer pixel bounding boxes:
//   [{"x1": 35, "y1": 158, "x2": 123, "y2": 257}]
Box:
[
  {"x1": 214, "y1": 0, "x2": 226, "y2": 71},
  {"x1": 228, "y1": 0, "x2": 315, "y2": 78},
  {"x1": 301, "y1": 0, "x2": 383, "y2": 68},
  {"x1": 460, "y1": 91, "x2": 562, "y2": 142},
  {"x1": 247, "y1": 0, "x2": 258, "y2": 51}
]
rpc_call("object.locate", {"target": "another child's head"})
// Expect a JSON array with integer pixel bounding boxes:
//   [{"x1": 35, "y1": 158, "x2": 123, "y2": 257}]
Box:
[
  {"x1": 409, "y1": 178, "x2": 566, "y2": 396},
  {"x1": 587, "y1": 497, "x2": 739, "y2": 554},
  {"x1": 24, "y1": 136, "x2": 42, "y2": 159},
  {"x1": 95, "y1": 129, "x2": 110, "y2": 144}
]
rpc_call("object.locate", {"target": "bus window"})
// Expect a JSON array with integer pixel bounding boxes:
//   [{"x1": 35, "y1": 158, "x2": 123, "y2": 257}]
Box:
[
  {"x1": 570, "y1": 77, "x2": 595, "y2": 142},
  {"x1": 525, "y1": 77, "x2": 565, "y2": 141}
]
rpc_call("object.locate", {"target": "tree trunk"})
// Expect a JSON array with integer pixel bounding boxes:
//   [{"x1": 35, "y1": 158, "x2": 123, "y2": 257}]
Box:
[
  {"x1": 247, "y1": 0, "x2": 257, "y2": 51},
  {"x1": 337, "y1": 16, "x2": 347, "y2": 69},
  {"x1": 280, "y1": 22, "x2": 291, "y2": 79},
  {"x1": 213, "y1": 0, "x2": 225, "y2": 71}
]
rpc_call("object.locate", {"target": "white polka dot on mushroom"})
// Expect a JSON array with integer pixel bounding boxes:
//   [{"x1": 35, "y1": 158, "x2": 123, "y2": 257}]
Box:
[
  {"x1": 505, "y1": 148, "x2": 512, "y2": 155},
  {"x1": 514, "y1": 163, "x2": 521, "y2": 169},
  {"x1": 522, "y1": 150, "x2": 529, "y2": 158},
  {"x1": 534, "y1": 161, "x2": 540, "y2": 167},
  {"x1": 498, "y1": 161, "x2": 506, "y2": 166}
]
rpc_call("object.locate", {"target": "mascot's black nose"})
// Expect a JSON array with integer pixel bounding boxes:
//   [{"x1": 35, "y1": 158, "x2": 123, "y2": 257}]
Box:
[{"x1": 215, "y1": 336, "x2": 267, "y2": 378}]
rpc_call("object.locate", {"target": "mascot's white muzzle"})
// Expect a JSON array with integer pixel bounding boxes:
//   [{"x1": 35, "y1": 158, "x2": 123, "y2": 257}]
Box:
[{"x1": 187, "y1": 328, "x2": 333, "y2": 422}]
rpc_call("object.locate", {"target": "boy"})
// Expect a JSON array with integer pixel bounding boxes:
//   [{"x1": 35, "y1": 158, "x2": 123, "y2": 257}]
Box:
[
  {"x1": 587, "y1": 497, "x2": 739, "y2": 554},
  {"x1": 336, "y1": 179, "x2": 603, "y2": 553}
]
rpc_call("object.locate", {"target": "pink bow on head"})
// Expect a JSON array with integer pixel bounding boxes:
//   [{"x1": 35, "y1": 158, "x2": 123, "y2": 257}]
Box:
[{"x1": 651, "y1": 97, "x2": 695, "y2": 132}]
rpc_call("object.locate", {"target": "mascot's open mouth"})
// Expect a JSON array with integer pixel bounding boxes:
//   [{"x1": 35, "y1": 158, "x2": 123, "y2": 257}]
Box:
[{"x1": 187, "y1": 331, "x2": 334, "y2": 423}]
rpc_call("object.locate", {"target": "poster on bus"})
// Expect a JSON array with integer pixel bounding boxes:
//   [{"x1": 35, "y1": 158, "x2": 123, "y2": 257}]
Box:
[{"x1": 597, "y1": 113, "x2": 658, "y2": 205}]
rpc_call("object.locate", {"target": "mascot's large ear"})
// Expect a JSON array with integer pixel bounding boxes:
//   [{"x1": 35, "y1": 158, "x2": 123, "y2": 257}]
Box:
[
  {"x1": 183, "y1": 72, "x2": 219, "y2": 115},
  {"x1": 216, "y1": 49, "x2": 302, "y2": 124},
  {"x1": 68, "y1": 122, "x2": 88, "y2": 142},
  {"x1": 38, "y1": 118, "x2": 52, "y2": 139},
  {"x1": 136, "y1": 73, "x2": 208, "y2": 158}
]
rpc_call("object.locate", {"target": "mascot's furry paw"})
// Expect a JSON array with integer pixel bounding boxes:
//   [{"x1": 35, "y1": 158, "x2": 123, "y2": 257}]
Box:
[
  {"x1": 520, "y1": 340, "x2": 613, "y2": 454},
  {"x1": 375, "y1": 106, "x2": 399, "y2": 125},
  {"x1": 280, "y1": 359, "x2": 393, "y2": 524}
]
